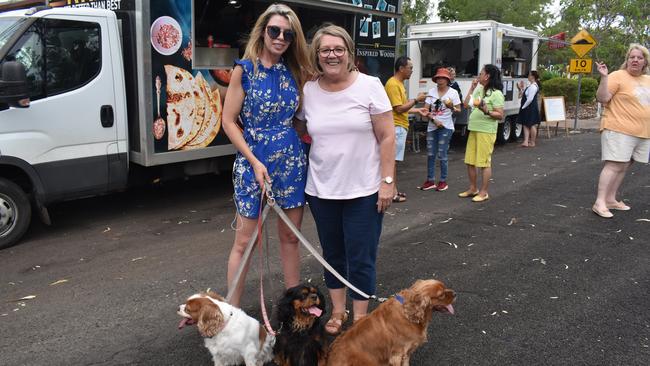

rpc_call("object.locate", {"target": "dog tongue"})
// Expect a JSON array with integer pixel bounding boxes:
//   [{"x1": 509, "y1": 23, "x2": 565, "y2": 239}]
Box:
[
  {"x1": 308, "y1": 306, "x2": 323, "y2": 317},
  {"x1": 446, "y1": 304, "x2": 455, "y2": 315},
  {"x1": 178, "y1": 318, "x2": 195, "y2": 329}
]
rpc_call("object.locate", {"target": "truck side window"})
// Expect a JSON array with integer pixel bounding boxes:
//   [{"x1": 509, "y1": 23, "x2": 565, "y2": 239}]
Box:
[
  {"x1": 1, "y1": 18, "x2": 100, "y2": 101},
  {"x1": 420, "y1": 36, "x2": 479, "y2": 78}
]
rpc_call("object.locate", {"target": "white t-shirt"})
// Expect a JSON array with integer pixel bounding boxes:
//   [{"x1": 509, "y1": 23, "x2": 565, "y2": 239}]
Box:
[
  {"x1": 296, "y1": 72, "x2": 392, "y2": 199},
  {"x1": 425, "y1": 87, "x2": 461, "y2": 131}
]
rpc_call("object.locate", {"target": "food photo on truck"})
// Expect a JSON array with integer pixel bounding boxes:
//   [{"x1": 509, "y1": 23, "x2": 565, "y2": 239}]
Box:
[{"x1": 0, "y1": 0, "x2": 403, "y2": 249}]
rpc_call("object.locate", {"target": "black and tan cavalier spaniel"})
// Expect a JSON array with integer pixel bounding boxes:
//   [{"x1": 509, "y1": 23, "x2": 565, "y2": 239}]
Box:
[{"x1": 273, "y1": 284, "x2": 327, "y2": 366}]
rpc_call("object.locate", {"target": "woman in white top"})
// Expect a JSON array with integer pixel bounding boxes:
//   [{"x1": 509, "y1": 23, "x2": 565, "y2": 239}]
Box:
[
  {"x1": 420, "y1": 67, "x2": 461, "y2": 192},
  {"x1": 516, "y1": 70, "x2": 541, "y2": 147},
  {"x1": 294, "y1": 25, "x2": 394, "y2": 335}
]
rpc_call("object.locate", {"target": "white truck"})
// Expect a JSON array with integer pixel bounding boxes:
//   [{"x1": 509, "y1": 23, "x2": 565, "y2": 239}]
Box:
[
  {"x1": 405, "y1": 20, "x2": 540, "y2": 143},
  {"x1": 0, "y1": 0, "x2": 403, "y2": 248}
]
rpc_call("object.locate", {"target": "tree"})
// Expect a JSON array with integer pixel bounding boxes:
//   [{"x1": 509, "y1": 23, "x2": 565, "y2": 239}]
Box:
[
  {"x1": 437, "y1": 0, "x2": 553, "y2": 30},
  {"x1": 401, "y1": 0, "x2": 432, "y2": 37},
  {"x1": 538, "y1": 0, "x2": 650, "y2": 73}
]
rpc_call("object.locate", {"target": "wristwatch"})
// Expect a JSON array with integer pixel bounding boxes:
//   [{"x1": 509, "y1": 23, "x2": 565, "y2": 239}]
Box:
[{"x1": 382, "y1": 176, "x2": 394, "y2": 184}]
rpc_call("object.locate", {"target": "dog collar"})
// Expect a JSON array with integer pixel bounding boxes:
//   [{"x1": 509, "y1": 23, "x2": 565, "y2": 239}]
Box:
[{"x1": 395, "y1": 294, "x2": 405, "y2": 304}]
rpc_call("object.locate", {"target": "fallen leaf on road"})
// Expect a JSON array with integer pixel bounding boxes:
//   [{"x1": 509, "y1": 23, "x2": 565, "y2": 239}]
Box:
[
  {"x1": 12, "y1": 295, "x2": 36, "y2": 302},
  {"x1": 635, "y1": 219, "x2": 650, "y2": 222},
  {"x1": 564, "y1": 264, "x2": 569, "y2": 270},
  {"x1": 491, "y1": 312, "x2": 497, "y2": 316},
  {"x1": 49, "y1": 279, "x2": 68, "y2": 286},
  {"x1": 549, "y1": 296, "x2": 558, "y2": 299},
  {"x1": 131, "y1": 257, "x2": 144, "y2": 262},
  {"x1": 102, "y1": 227, "x2": 111, "y2": 233},
  {"x1": 401, "y1": 227, "x2": 409, "y2": 231},
  {"x1": 178, "y1": 220, "x2": 189, "y2": 225},
  {"x1": 553, "y1": 204, "x2": 567, "y2": 208},
  {"x1": 507, "y1": 218, "x2": 516, "y2": 226},
  {"x1": 482, "y1": 330, "x2": 487, "y2": 334},
  {"x1": 1, "y1": 313, "x2": 7, "y2": 316},
  {"x1": 502, "y1": 310, "x2": 508, "y2": 314},
  {"x1": 467, "y1": 243, "x2": 475, "y2": 247},
  {"x1": 629, "y1": 237, "x2": 634, "y2": 240},
  {"x1": 439, "y1": 218, "x2": 453, "y2": 224}
]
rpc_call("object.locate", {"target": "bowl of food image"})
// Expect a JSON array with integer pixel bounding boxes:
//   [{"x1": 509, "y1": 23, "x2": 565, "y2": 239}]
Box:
[{"x1": 151, "y1": 16, "x2": 183, "y2": 56}]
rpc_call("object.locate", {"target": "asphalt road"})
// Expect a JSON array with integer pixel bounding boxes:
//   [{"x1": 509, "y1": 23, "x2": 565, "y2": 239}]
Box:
[{"x1": 1, "y1": 130, "x2": 648, "y2": 366}]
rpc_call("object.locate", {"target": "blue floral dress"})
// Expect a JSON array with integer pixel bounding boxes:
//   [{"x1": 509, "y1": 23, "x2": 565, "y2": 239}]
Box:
[{"x1": 232, "y1": 58, "x2": 306, "y2": 218}]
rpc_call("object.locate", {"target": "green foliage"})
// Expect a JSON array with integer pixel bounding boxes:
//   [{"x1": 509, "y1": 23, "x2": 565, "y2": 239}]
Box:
[
  {"x1": 437, "y1": 0, "x2": 553, "y2": 30},
  {"x1": 401, "y1": 0, "x2": 432, "y2": 37},
  {"x1": 541, "y1": 77, "x2": 598, "y2": 104},
  {"x1": 539, "y1": 0, "x2": 650, "y2": 72}
]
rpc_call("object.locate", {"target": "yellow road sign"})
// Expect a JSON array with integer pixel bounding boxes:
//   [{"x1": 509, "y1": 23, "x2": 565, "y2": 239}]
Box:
[
  {"x1": 571, "y1": 30, "x2": 597, "y2": 58},
  {"x1": 569, "y1": 58, "x2": 593, "y2": 73}
]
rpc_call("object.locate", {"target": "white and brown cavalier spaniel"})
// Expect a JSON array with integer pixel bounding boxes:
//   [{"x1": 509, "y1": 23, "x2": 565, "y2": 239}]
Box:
[{"x1": 177, "y1": 291, "x2": 274, "y2": 366}]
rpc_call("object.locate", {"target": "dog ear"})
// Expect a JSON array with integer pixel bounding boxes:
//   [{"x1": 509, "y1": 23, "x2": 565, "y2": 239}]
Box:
[
  {"x1": 403, "y1": 289, "x2": 431, "y2": 324},
  {"x1": 198, "y1": 303, "x2": 223, "y2": 338},
  {"x1": 276, "y1": 287, "x2": 298, "y2": 324}
]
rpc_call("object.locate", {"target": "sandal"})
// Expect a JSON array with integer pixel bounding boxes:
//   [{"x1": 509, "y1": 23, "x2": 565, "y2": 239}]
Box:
[
  {"x1": 325, "y1": 311, "x2": 349, "y2": 335},
  {"x1": 392, "y1": 195, "x2": 406, "y2": 203},
  {"x1": 397, "y1": 192, "x2": 407, "y2": 198}
]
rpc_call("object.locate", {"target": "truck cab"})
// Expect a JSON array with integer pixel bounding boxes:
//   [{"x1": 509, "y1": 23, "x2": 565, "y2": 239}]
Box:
[{"x1": 406, "y1": 21, "x2": 540, "y2": 143}]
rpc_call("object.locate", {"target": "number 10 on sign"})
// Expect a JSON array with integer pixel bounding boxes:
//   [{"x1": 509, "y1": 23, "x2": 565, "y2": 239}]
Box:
[{"x1": 569, "y1": 58, "x2": 592, "y2": 73}]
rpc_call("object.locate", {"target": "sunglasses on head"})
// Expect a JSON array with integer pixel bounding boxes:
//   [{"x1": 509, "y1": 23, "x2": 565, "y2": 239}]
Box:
[{"x1": 266, "y1": 25, "x2": 294, "y2": 43}]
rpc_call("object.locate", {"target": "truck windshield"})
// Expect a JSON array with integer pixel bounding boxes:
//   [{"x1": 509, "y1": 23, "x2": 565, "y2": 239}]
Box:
[{"x1": 0, "y1": 17, "x2": 27, "y2": 49}]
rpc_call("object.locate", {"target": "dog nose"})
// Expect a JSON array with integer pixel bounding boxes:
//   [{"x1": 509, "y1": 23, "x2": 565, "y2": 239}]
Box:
[{"x1": 309, "y1": 293, "x2": 318, "y2": 301}]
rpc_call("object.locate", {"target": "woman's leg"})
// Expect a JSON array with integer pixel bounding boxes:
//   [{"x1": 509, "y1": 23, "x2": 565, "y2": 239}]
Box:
[
  {"x1": 227, "y1": 214, "x2": 260, "y2": 307},
  {"x1": 594, "y1": 161, "x2": 631, "y2": 210},
  {"x1": 529, "y1": 125, "x2": 538, "y2": 147},
  {"x1": 437, "y1": 128, "x2": 452, "y2": 183},
  {"x1": 277, "y1": 206, "x2": 304, "y2": 289},
  {"x1": 467, "y1": 164, "x2": 478, "y2": 192},
  {"x1": 479, "y1": 166, "x2": 492, "y2": 196},
  {"x1": 521, "y1": 125, "x2": 530, "y2": 146},
  {"x1": 342, "y1": 193, "x2": 383, "y2": 319},
  {"x1": 426, "y1": 130, "x2": 437, "y2": 181}
]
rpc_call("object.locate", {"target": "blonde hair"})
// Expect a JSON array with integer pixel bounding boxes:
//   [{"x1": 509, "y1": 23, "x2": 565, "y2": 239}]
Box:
[
  {"x1": 310, "y1": 24, "x2": 356, "y2": 73},
  {"x1": 242, "y1": 3, "x2": 313, "y2": 87},
  {"x1": 620, "y1": 43, "x2": 649, "y2": 74}
]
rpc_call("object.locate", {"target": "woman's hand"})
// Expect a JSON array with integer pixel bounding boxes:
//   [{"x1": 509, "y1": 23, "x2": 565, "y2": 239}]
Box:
[
  {"x1": 377, "y1": 182, "x2": 393, "y2": 213},
  {"x1": 251, "y1": 160, "x2": 271, "y2": 190},
  {"x1": 470, "y1": 78, "x2": 479, "y2": 90},
  {"x1": 595, "y1": 62, "x2": 608, "y2": 77}
]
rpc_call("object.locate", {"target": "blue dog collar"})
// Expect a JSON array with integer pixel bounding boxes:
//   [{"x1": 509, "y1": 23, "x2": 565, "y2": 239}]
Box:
[{"x1": 395, "y1": 294, "x2": 405, "y2": 304}]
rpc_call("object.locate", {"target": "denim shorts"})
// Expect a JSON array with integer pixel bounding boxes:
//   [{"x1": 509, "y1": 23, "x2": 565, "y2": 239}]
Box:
[{"x1": 395, "y1": 126, "x2": 408, "y2": 161}]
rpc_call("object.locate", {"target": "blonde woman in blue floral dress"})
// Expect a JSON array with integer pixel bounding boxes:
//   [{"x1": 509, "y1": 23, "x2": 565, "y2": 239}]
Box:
[{"x1": 222, "y1": 4, "x2": 313, "y2": 306}]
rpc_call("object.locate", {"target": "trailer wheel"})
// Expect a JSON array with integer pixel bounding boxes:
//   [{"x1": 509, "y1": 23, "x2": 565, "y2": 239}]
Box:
[
  {"x1": 511, "y1": 118, "x2": 523, "y2": 141},
  {"x1": 0, "y1": 178, "x2": 32, "y2": 250},
  {"x1": 496, "y1": 121, "x2": 511, "y2": 144}
]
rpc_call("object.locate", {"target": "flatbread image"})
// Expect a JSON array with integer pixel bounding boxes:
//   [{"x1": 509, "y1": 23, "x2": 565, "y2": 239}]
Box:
[
  {"x1": 165, "y1": 65, "x2": 202, "y2": 150},
  {"x1": 185, "y1": 71, "x2": 207, "y2": 144},
  {"x1": 184, "y1": 76, "x2": 222, "y2": 149}
]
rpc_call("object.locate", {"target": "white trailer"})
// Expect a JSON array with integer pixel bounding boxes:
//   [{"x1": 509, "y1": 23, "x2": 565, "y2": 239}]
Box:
[{"x1": 405, "y1": 20, "x2": 540, "y2": 143}]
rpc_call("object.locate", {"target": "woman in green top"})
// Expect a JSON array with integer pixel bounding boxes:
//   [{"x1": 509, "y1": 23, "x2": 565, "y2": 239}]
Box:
[{"x1": 458, "y1": 64, "x2": 504, "y2": 202}]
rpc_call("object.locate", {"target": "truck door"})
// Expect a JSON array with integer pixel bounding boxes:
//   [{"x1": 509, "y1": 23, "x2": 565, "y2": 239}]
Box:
[{"x1": 0, "y1": 15, "x2": 118, "y2": 202}]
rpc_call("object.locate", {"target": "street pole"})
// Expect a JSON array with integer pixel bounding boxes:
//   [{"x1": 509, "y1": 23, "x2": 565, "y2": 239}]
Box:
[{"x1": 574, "y1": 73, "x2": 582, "y2": 130}]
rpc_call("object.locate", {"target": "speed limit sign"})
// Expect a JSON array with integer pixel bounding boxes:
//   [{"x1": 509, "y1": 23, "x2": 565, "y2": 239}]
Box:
[{"x1": 569, "y1": 58, "x2": 592, "y2": 73}]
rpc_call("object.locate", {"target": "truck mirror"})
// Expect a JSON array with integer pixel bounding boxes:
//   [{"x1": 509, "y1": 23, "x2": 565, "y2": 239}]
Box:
[{"x1": 0, "y1": 61, "x2": 30, "y2": 108}]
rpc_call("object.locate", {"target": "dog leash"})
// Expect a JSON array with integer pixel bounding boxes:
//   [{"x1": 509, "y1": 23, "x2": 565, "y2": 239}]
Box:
[
  {"x1": 257, "y1": 183, "x2": 276, "y2": 336},
  {"x1": 225, "y1": 182, "x2": 387, "y2": 307}
]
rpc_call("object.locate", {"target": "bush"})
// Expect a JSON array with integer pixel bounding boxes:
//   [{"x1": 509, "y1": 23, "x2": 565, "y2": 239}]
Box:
[{"x1": 541, "y1": 77, "x2": 598, "y2": 104}]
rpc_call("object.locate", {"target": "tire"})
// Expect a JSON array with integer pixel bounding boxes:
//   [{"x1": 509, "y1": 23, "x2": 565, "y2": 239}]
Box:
[
  {"x1": 0, "y1": 178, "x2": 32, "y2": 250},
  {"x1": 511, "y1": 118, "x2": 523, "y2": 141},
  {"x1": 496, "y1": 120, "x2": 511, "y2": 144}
]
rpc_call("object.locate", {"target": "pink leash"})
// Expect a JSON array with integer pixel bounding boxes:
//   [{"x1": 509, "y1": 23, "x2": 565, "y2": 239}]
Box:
[{"x1": 257, "y1": 183, "x2": 276, "y2": 336}]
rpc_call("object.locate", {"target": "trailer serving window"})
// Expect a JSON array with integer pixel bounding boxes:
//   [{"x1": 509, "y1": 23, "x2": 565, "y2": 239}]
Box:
[
  {"x1": 420, "y1": 35, "x2": 479, "y2": 78},
  {"x1": 501, "y1": 37, "x2": 533, "y2": 77}
]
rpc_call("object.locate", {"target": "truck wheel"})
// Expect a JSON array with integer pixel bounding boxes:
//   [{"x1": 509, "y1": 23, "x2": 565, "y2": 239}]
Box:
[
  {"x1": 511, "y1": 118, "x2": 523, "y2": 141},
  {"x1": 496, "y1": 121, "x2": 511, "y2": 144},
  {"x1": 0, "y1": 178, "x2": 32, "y2": 249}
]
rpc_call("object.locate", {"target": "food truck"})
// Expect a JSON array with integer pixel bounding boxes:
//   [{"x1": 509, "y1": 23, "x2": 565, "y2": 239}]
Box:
[
  {"x1": 0, "y1": 0, "x2": 403, "y2": 248},
  {"x1": 405, "y1": 20, "x2": 540, "y2": 143}
]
